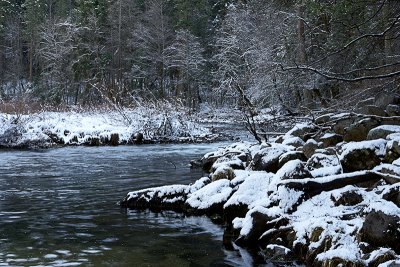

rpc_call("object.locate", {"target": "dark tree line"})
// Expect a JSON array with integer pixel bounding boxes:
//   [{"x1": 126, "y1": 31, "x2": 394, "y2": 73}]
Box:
[{"x1": 0, "y1": 0, "x2": 399, "y2": 112}]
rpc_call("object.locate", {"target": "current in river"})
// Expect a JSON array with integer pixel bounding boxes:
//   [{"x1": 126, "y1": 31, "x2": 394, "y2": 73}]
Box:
[{"x1": 0, "y1": 143, "x2": 262, "y2": 267}]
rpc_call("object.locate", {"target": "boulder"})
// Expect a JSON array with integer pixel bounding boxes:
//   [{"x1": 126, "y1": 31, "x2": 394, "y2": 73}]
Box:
[
  {"x1": 89, "y1": 137, "x2": 100, "y2": 146},
  {"x1": 278, "y1": 151, "x2": 307, "y2": 168},
  {"x1": 264, "y1": 244, "x2": 295, "y2": 262},
  {"x1": 282, "y1": 136, "x2": 305, "y2": 148},
  {"x1": 302, "y1": 139, "x2": 319, "y2": 158},
  {"x1": 285, "y1": 123, "x2": 317, "y2": 140},
  {"x1": 340, "y1": 148, "x2": 382, "y2": 172},
  {"x1": 331, "y1": 114, "x2": 358, "y2": 135},
  {"x1": 384, "y1": 140, "x2": 400, "y2": 163},
  {"x1": 0, "y1": 126, "x2": 22, "y2": 147},
  {"x1": 367, "y1": 125, "x2": 400, "y2": 140},
  {"x1": 356, "y1": 105, "x2": 387, "y2": 117},
  {"x1": 320, "y1": 133, "x2": 343, "y2": 148},
  {"x1": 374, "y1": 92, "x2": 400, "y2": 109},
  {"x1": 360, "y1": 211, "x2": 400, "y2": 253},
  {"x1": 211, "y1": 166, "x2": 235, "y2": 181},
  {"x1": 277, "y1": 160, "x2": 311, "y2": 180},
  {"x1": 251, "y1": 145, "x2": 290, "y2": 172},
  {"x1": 315, "y1": 113, "x2": 332, "y2": 125},
  {"x1": 307, "y1": 153, "x2": 340, "y2": 169},
  {"x1": 331, "y1": 190, "x2": 363, "y2": 206},
  {"x1": 344, "y1": 118, "x2": 381, "y2": 142},
  {"x1": 386, "y1": 104, "x2": 400, "y2": 117}
]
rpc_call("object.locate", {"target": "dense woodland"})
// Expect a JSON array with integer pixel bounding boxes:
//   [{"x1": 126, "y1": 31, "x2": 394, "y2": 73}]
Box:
[{"x1": 0, "y1": 0, "x2": 399, "y2": 113}]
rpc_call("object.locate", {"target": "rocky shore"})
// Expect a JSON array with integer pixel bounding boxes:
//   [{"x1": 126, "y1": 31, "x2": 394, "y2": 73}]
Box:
[{"x1": 121, "y1": 109, "x2": 400, "y2": 266}]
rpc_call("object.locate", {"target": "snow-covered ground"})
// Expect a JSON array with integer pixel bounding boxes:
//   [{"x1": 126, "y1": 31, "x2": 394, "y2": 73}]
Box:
[{"x1": 0, "y1": 107, "x2": 217, "y2": 148}]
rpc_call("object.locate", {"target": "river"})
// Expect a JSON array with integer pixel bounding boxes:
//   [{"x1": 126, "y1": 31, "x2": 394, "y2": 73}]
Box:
[{"x1": 0, "y1": 143, "x2": 265, "y2": 267}]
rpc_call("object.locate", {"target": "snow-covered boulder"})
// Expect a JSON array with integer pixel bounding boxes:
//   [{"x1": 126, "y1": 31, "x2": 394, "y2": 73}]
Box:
[
  {"x1": 320, "y1": 132, "x2": 343, "y2": 148},
  {"x1": 278, "y1": 151, "x2": 307, "y2": 168},
  {"x1": 359, "y1": 211, "x2": 400, "y2": 253},
  {"x1": 302, "y1": 139, "x2": 319, "y2": 158},
  {"x1": 367, "y1": 125, "x2": 400, "y2": 140},
  {"x1": 344, "y1": 118, "x2": 380, "y2": 142},
  {"x1": 339, "y1": 139, "x2": 387, "y2": 172},
  {"x1": 251, "y1": 143, "x2": 292, "y2": 172}
]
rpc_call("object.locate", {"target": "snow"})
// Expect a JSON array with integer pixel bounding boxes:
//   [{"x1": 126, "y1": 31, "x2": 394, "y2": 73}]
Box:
[
  {"x1": 224, "y1": 172, "x2": 272, "y2": 209},
  {"x1": 307, "y1": 153, "x2": 340, "y2": 168},
  {"x1": 339, "y1": 139, "x2": 387, "y2": 160},
  {"x1": 321, "y1": 132, "x2": 336, "y2": 139},
  {"x1": 393, "y1": 157, "x2": 400, "y2": 166},
  {"x1": 311, "y1": 165, "x2": 342, "y2": 177},
  {"x1": 268, "y1": 159, "x2": 308, "y2": 191},
  {"x1": 0, "y1": 108, "x2": 212, "y2": 146},
  {"x1": 372, "y1": 125, "x2": 400, "y2": 133},
  {"x1": 186, "y1": 179, "x2": 233, "y2": 210}
]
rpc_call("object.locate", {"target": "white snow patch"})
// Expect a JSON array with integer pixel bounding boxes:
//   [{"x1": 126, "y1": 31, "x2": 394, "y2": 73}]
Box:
[{"x1": 186, "y1": 179, "x2": 233, "y2": 209}]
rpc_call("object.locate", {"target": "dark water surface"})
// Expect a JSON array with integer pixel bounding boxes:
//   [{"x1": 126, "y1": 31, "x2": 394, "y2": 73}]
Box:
[{"x1": 0, "y1": 143, "x2": 261, "y2": 267}]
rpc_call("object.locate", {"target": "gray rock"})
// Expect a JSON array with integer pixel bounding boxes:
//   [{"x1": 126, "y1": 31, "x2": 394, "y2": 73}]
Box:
[
  {"x1": 307, "y1": 153, "x2": 340, "y2": 169},
  {"x1": 367, "y1": 125, "x2": 400, "y2": 140},
  {"x1": 386, "y1": 104, "x2": 400, "y2": 117},
  {"x1": 277, "y1": 160, "x2": 311, "y2": 180},
  {"x1": 0, "y1": 126, "x2": 23, "y2": 147},
  {"x1": 344, "y1": 118, "x2": 380, "y2": 142},
  {"x1": 340, "y1": 148, "x2": 382, "y2": 172},
  {"x1": 374, "y1": 92, "x2": 400, "y2": 109},
  {"x1": 360, "y1": 211, "x2": 400, "y2": 253},
  {"x1": 320, "y1": 133, "x2": 343, "y2": 148},
  {"x1": 356, "y1": 105, "x2": 387, "y2": 117},
  {"x1": 385, "y1": 140, "x2": 400, "y2": 163},
  {"x1": 251, "y1": 145, "x2": 290, "y2": 172},
  {"x1": 278, "y1": 151, "x2": 307, "y2": 168},
  {"x1": 302, "y1": 139, "x2": 319, "y2": 158},
  {"x1": 315, "y1": 113, "x2": 332, "y2": 125}
]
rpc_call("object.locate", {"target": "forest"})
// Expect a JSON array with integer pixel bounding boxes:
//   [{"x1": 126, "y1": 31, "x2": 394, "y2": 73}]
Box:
[{"x1": 0, "y1": 0, "x2": 399, "y2": 114}]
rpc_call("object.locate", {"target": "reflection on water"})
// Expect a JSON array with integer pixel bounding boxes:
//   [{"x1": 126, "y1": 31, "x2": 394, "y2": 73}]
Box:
[{"x1": 0, "y1": 144, "x2": 266, "y2": 267}]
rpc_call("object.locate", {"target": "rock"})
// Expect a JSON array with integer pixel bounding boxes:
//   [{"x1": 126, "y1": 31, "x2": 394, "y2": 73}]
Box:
[
  {"x1": 211, "y1": 166, "x2": 235, "y2": 181},
  {"x1": 63, "y1": 130, "x2": 70, "y2": 136},
  {"x1": 374, "y1": 163, "x2": 400, "y2": 177},
  {"x1": 360, "y1": 211, "x2": 400, "y2": 253},
  {"x1": 278, "y1": 151, "x2": 307, "y2": 168},
  {"x1": 363, "y1": 249, "x2": 397, "y2": 267},
  {"x1": 0, "y1": 126, "x2": 22, "y2": 147},
  {"x1": 251, "y1": 145, "x2": 290, "y2": 172},
  {"x1": 89, "y1": 137, "x2": 100, "y2": 146},
  {"x1": 303, "y1": 139, "x2": 319, "y2": 158},
  {"x1": 331, "y1": 190, "x2": 363, "y2": 206},
  {"x1": 344, "y1": 118, "x2": 381, "y2": 142},
  {"x1": 264, "y1": 244, "x2": 295, "y2": 262},
  {"x1": 235, "y1": 211, "x2": 276, "y2": 246},
  {"x1": 386, "y1": 104, "x2": 400, "y2": 116},
  {"x1": 315, "y1": 113, "x2": 332, "y2": 125},
  {"x1": 320, "y1": 133, "x2": 343, "y2": 148},
  {"x1": 367, "y1": 125, "x2": 400, "y2": 140},
  {"x1": 285, "y1": 123, "x2": 317, "y2": 140},
  {"x1": 307, "y1": 153, "x2": 340, "y2": 169},
  {"x1": 340, "y1": 148, "x2": 382, "y2": 172},
  {"x1": 357, "y1": 105, "x2": 387, "y2": 117},
  {"x1": 110, "y1": 133, "x2": 119, "y2": 146},
  {"x1": 382, "y1": 184, "x2": 400, "y2": 207},
  {"x1": 133, "y1": 133, "x2": 144, "y2": 144},
  {"x1": 282, "y1": 136, "x2": 305, "y2": 148},
  {"x1": 385, "y1": 140, "x2": 400, "y2": 163},
  {"x1": 332, "y1": 114, "x2": 358, "y2": 135},
  {"x1": 374, "y1": 92, "x2": 400, "y2": 109},
  {"x1": 277, "y1": 160, "x2": 311, "y2": 180}
]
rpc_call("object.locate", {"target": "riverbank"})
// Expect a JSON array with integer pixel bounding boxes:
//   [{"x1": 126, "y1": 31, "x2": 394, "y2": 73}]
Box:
[
  {"x1": 0, "y1": 106, "x2": 239, "y2": 149},
  {"x1": 121, "y1": 112, "x2": 400, "y2": 266}
]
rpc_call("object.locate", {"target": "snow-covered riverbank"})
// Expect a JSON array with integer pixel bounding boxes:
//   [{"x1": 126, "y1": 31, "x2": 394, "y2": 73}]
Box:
[
  {"x1": 121, "y1": 113, "x2": 400, "y2": 266},
  {"x1": 0, "y1": 107, "x2": 230, "y2": 149}
]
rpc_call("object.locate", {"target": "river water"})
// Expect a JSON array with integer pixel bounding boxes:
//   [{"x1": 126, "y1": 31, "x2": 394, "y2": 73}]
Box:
[{"x1": 0, "y1": 143, "x2": 264, "y2": 267}]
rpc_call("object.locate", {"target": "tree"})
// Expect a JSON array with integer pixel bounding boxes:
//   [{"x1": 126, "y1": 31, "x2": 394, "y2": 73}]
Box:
[{"x1": 165, "y1": 29, "x2": 205, "y2": 109}]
